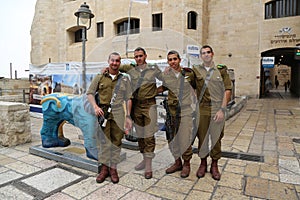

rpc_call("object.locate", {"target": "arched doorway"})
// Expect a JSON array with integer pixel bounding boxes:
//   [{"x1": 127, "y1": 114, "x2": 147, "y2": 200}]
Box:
[{"x1": 260, "y1": 47, "x2": 300, "y2": 98}]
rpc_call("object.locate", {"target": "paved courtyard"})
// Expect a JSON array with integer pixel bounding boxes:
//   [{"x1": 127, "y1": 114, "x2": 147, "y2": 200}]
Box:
[{"x1": 0, "y1": 90, "x2": 300, "y2": 199}]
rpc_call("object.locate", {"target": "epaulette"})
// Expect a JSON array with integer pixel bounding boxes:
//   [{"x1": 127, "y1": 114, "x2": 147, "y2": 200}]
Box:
[
  {"x1": 217, "y1": 64, "x2": 227, "y2": 69},
  {"x1": 130, "y1": 62, "x2": 136, "y2": 67},
  {"x1": 120, "y1": 72, "x2": 130, "y2": 80},
  {"x1": 103, "y1": 71, "x2": 109, "y2": 76},
  {"x1": 120, "y1": 73, "x2": 130, "y2": 82}
]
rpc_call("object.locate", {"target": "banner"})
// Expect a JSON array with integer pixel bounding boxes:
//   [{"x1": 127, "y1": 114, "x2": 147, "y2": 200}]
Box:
[{"x1": 131, "y1": 0, "x2": 148, "y2": 4}]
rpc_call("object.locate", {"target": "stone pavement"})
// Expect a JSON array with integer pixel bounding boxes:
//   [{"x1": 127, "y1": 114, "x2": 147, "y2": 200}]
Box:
[{"x1": 0, "y1": 91, "x2": 300, "y2": 200}]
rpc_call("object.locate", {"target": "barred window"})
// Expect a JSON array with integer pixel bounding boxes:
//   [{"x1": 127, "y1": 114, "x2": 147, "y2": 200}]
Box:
[{"x1": 265, "y1": 0, "x2": 300, "y2": 19}]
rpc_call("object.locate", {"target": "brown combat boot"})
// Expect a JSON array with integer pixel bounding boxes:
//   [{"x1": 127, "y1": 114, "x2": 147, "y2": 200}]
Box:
[
  {"x1": 144, "y1": 157, "x2": 153, "y2": 179},
  {"x1": 166, "y1": 158, "x2": 182, "y2": 174},
  {"x1": 180, "y1": 160, "x2": 190, "y2": 178},
  {"x1": 196, "y1": 158, "x2": 207, "y2": 178},
  {"x1": 96, "y1": 164, "x2": 109, "y2": 183},
  {"x1": 109, "y1": 164, "x2": 119, "y2": 184},
  {"x1": 134, "y1": 158, "x2": 146, "y2": 171},
  {"x1": 210, "y1": 159, "x2": 221, "y2": 180}
]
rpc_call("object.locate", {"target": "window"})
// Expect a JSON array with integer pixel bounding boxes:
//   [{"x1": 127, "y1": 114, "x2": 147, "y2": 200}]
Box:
[
  {"x1": 152, "y1": 13, "x2": 162, "y2": 31},
  {"x1": 74, "y1": 29, "x2": 86, "y2": 43},
  {"x1": 265, "y1": 0, "x2": 300, "y2": 19},
  {"x1": 97, "y1": 22, "x2": 104, "y2": 38},
  {"x1": 187, "y1": 11, "x2": 197, "y2": 30},
  {"x1": 116, "y1": 19, "x2": 140, "y2": 36}
]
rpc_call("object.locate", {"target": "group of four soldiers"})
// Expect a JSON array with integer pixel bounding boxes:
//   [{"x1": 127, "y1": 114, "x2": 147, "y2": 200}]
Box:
[{"x1": 86, "y1": 45, "x2": 232, "y2": 184}]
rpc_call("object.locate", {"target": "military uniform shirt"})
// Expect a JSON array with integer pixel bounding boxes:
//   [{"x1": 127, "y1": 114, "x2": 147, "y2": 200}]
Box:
[
  {"x1": 86, "y1": 72, "x2": 132, "y2": 106},
  {"x1": 193, "y1": 63, "x2": 232, "y2": 114},
  {"x1": 120, "y1": 64, "x2": 163, "y2": 100},
  {"x1": 161, "y1": 68, "x2": 197, "y2": 116}
]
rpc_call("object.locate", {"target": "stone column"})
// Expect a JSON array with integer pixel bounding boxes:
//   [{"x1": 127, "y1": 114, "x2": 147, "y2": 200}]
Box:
[{"x1": 0, "y1": 102, "x2": 31, "y2": 147}]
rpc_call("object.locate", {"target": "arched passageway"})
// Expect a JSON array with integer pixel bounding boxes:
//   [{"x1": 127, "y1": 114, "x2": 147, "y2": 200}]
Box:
[{"x1": 260, "y1": 47, "x2": 300, "y2": 98}]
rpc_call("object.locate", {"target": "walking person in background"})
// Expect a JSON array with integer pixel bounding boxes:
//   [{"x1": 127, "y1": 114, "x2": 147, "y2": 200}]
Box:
[
  {"x1": 193, "y1": 45, "x2": 232, "y2": 180},
  {"x1": 275, "y1": 79, "x2": 279, "y2": 89},
  {"x1": 87, "y1": 52, "x2": 132, "y2": 184},
  {"x1": 284, "y1": 81, "x2": 288, "y2": 92}
]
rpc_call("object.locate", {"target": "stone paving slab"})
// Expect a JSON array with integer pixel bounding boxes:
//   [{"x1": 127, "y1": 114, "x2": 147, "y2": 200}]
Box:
[
  {"x1": 21, "y1": 167, "x2": 82, "y2": 193},
  {"x1": 44, "y1": 192, "x2": 76, "y2": 200},
  {"x1": 0, "y1": 170, "x2": 23, "y2": 185},
  {"x1": 244, "y1": 177, "x2": 299, "y2": 200},
  {"x1": 81, "y1": 183, "x2": 131, "y2": 200},
  {"x1": 0, "y1": 185, "x2": 34, "y2": 200},
  {"x1": 62, "y1": 177, "x2": 104, "y2": 199}
]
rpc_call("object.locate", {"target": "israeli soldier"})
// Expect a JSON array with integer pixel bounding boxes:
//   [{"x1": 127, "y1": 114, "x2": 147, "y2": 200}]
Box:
[
  {"x1": 87, "y1": 52, "x2": 133, "y2": 184},
  {"x1": 193, "y1": 45, "x2": 232, "y2": 180},
  {"x1": 158, "y1": 50, "x2": 197, "y2": 178},
  {"x1": 120, "y1": 47, "x2": 163, "y2": 179}
]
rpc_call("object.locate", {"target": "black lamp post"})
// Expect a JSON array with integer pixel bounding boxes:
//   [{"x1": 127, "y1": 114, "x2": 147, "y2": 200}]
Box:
[{"x1": 74, "y1": 2, "x2": 94, "y2": 93}]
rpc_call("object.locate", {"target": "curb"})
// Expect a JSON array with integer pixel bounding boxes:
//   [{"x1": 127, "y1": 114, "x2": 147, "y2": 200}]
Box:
[{"x1": 226, "y1": 96, "x2": 248, "y2": 120}]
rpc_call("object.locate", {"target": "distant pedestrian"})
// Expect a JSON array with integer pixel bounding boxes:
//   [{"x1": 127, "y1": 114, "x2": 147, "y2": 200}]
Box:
[
  {"x1": 284, "y1": 82, "x2": 287, "y2": 92},
  {"x1": 287, "y1": 80, "x2": 290, "y2": 88},
  {"x1": 275, "y1": 79, "x2": 279, "y2": 89}
]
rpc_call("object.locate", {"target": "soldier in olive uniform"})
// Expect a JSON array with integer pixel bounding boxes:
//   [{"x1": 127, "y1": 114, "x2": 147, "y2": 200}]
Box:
[
  {"x1": 159, "y1": 50, "x2": 197, "y2": 178},
  {"x1": 193, "y1": 45, "x2": 232, "y2": 180},
  {"x1": 119, "y1": 47, "x2": 163, "y2": 179},
  {"x1": 87, "y1": 52, "x2": 133, "y2": 184}
]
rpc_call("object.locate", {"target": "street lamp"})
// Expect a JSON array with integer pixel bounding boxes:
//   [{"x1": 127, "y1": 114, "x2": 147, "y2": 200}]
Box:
[{"x1": 74, "y1": 2, "x2": 94, "y2": 93}]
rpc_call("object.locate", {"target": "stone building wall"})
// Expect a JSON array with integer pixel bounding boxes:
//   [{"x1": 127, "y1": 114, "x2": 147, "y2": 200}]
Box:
[
  {"x1": 30, "y1": 0, "x2": 300, "y2": 97},
  {"x1": 0, "y1": 78, "x2": 30, "y2": 103},
  {"x1": 0, "y1": 78, "x2": 29, "y2": 93}
]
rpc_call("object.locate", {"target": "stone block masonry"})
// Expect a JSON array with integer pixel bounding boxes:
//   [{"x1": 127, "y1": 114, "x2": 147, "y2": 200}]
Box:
[{"x1": 0, "y1": 102, "x2": 31, "y2": 147}]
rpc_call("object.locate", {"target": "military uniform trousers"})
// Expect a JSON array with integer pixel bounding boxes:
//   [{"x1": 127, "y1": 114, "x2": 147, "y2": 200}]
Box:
[
  {"x1": 132, "y1": 100, "x2": 158, "y2": 159},
  {"x1": 98, "y1": 107, "x2": 125, "y2": 166},
  {"x1": 197, "y1": 106, "x2": 225, "y2": 160},
  {"x1": 168, "y1": 112, "x2": 193, "y2": 161}
]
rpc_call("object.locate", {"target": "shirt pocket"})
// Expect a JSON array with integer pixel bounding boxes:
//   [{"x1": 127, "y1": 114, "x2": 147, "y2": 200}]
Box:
[{"x1": 99, "y1": 82, "x2": 110, "y2": 94}]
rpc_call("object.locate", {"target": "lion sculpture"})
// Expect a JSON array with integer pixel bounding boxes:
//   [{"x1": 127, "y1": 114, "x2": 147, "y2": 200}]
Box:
[{"x1": 40, "y1": 93, "x2": 98, "y2": 160}]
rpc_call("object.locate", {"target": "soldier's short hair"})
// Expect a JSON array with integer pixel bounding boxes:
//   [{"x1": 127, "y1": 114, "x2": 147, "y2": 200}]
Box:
[
  {"x1": 134, "y1": 47, "x2": 146, "y2": 55},
  {"x1": 200, "y1": 45, "x2": 214, "y2": 53},
  {"x1": 108, "y1": 52, "x2": 121, "y2": 60},
  {"x1": 167, "y1": 50, "x2": 181, "y2": 59}
]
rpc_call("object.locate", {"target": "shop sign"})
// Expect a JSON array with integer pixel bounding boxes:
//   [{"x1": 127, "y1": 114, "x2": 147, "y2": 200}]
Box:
[{"x1": 262, "y1": 57, "x2": 275, "y2": 68}]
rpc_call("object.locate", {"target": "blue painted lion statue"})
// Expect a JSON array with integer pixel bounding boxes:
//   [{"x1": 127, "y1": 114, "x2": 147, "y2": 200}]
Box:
[{"x1": 40, "y1": 93, "x2": 98, "y2": 160}]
